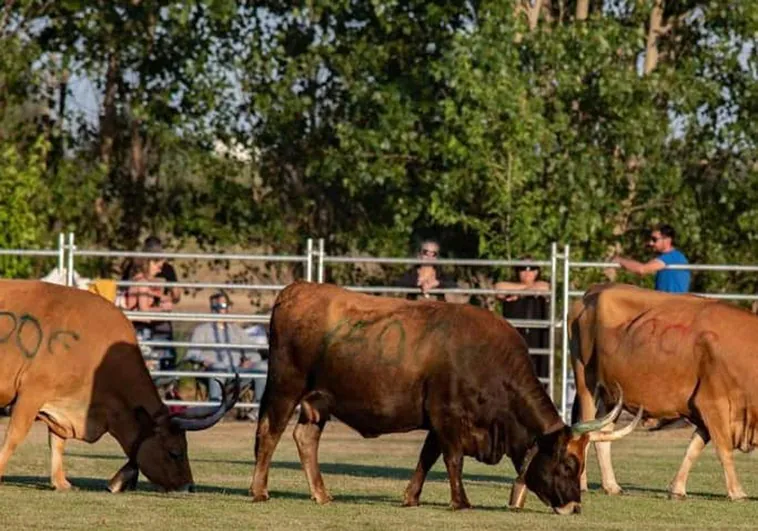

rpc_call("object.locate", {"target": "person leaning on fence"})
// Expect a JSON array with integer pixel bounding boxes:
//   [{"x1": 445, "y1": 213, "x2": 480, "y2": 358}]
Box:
[
  {"x1": 185, "y1": 291, "x2": 269, "y2": 416},
  {"x1": 394, "y1": 238, "x2": 456, "y2": 301},
  {"x1": 122, "y1": 236, "x2": 179, "y2": 369},
  {"x1": 494, "y1": 260, "x2": 551, "y2": 384},
  {"x1": 613, "y1": 224, "x2": 691, "y2": 293}
]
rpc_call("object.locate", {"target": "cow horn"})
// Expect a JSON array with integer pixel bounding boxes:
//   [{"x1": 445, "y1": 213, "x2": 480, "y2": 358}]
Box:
[
  {"x1": 571, "y1": 383, "x2": 624, "y2": 435},
  {"x1": 170, "y1": 374, "x2": 240, "y2": 431},
  {"x1": 588, "y1": 407, "x2": 643, "y2": 442},
  {"x1": 508, "y1": 443, "x2": 539, "y2": 510}
]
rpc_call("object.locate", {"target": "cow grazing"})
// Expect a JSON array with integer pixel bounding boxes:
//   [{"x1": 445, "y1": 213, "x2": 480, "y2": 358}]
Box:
[
  {"x1": 250, "y1": 282, "x2": 640, "y2": 514},
  {"x1": 0, "y1": 280, "x2": 238, "y2": 492},
  {"x1": 570, "y1": 282, "x2": 758, "y2": 501}
]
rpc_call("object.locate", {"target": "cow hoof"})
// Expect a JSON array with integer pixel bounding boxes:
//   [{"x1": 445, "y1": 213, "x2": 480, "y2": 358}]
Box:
[
  {"x1": 401, "y1": 498, "x2": 420, "y2": 508},
  {"x1": 251, "y1": 491, "x2": 270, "y2": 503},
  {"x1": 729, "y1": 494, "x2": 748, "y2": 502},
  {"x1": 603, "y1": 485, "x2": 623, "y2": 496},
  {"x1": 313, "y1": 494, "x2": 333, "y2": 505},
  {"x1": 668, "y1": 492, "x2": 687, "y2": 501},
  {"x1": 450, "y1": 501, "x2": 473, "y2": 511},
  {"x1": 53, "y1": 480, "x2": 73, "y2": 491}
]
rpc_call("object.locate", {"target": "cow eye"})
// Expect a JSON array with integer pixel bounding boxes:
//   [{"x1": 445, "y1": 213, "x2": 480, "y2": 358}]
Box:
[{"x1": 168, "y1": 450, "x2": 184, "y2": 461}]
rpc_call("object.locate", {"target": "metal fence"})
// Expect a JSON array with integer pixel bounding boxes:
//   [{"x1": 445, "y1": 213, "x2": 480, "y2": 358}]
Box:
[{"x1": 3, "y1": 234, "x2": 757, "y2": 419}]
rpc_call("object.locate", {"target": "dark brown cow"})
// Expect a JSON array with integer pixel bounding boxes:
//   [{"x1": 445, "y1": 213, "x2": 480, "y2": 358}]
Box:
[
  {"x1": 250, "y1": 282, "x2": 640, "y2": 514},
  {"x1": 570, "y1": 282, "x2": 758, "y2": 501},
  {"x1": 0, "y1": 280, "x2": 238, "y2": 492}
]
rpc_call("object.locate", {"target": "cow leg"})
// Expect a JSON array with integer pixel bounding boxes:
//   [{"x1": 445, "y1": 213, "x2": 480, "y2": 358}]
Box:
[
  {"x1": 713, "y1": 440, "x2": 747, "y2": 501},
  {"x1": 442, "y1": 446, "x2": 471, "y2": 510},
  {"x1": 293, "y1": 392, "x2": 331, "y2": 504},
  {"x1": 593, "y1": 399, "x2": 623, "y2": 495},
  {"x1": 402, "y1": 431, "x2": 441, "y2": 507},
  {"x1": 49, "y1": 431, "x2": 72, "y2": 491},
  {"x1": 250, "y1": 386, "x2": 302, "y2": 502},
  {"x1": 0, "y1": 394, "x2": 42, "y2": 482},
  {"x1": 668, "y1": 428, "x2": 709, "y2": 500}
]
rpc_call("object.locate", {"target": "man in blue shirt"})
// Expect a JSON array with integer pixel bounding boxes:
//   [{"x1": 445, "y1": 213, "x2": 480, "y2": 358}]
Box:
[{"x1": 613, "y1": 224, "x2": 691, "y2": 293}]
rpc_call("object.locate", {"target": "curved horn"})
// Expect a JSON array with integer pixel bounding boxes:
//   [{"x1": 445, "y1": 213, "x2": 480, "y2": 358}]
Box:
[
  {"x1": 508, "y1": 443, "x2": 539, "y2": 510},
  {"x1": 171, "y1": 374, "x2": 240, "y2": 431},
  {"x1": 589, "y1": 407, "x2": 643, "y2": 442},
  {"x1": 571, "y1": 383, "x2": 624, "y2": 435}
]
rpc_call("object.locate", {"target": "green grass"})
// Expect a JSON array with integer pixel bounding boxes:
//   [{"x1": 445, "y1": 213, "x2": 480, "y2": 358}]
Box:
[{"x1": 1, "y1": 420, "x2": 757, "y2": 530}]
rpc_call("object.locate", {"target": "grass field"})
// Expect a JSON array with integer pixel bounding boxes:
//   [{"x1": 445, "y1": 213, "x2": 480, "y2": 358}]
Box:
[{"x1": 1, "y1": 419, "x2": 757, "y2": 530}]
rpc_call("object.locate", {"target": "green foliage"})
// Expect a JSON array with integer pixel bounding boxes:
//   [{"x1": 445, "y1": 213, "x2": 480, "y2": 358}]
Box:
[{"x1": 1, "y1": 1, "x2": 756, "y2": 292}]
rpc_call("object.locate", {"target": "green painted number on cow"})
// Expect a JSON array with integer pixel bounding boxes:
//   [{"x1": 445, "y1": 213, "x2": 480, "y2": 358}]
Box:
[
  {"x1": 376, "y1": 320, "x2": 406, "y2": 367},
  {"x1": 0, "y1": 310, "x2": 80, "y2": 359}
]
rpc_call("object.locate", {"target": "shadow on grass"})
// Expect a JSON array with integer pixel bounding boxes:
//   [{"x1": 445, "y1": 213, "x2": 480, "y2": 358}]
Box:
[
  {"x1": 618, "y1": 483, "x2": 737, "y2": 502},
  {"x1": 66, "y1": 454, "x2": 516, "y2": 485}
]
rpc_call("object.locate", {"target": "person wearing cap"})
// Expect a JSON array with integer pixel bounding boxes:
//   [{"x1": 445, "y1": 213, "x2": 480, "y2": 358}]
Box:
[
  {"x1": 495, "y1": 260, "x2": 550, "y2": 385},
  {"x1": 185, "y1": 291, "x2": 269, "y2": 416},
  {"x1": 613, "y1": 223, "x2": 690, "y2": 293},
  {"x1": 394, "y1": 237, "x2": 457, "y2": 301}
]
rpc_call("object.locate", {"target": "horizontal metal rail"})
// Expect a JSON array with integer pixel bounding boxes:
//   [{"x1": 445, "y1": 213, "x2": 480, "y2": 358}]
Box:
[
  {"x1": 164, "y1": 400, "x2": 258, "y2": 410},
  {"x1": 568, "y1": 290, "x2": 758, "y2": 301},
  {"x1": 74, "y1": 249, "x2": 308, "y2": 262},
  {"x1": 142, "y1": 340, "x2": 267, "y2": 349},
  {"x1": 0, "y1": 249, "x2": 59, "y2": 257},
  {"x1": 571, "y1": 261, "x2": 758, "y2": 273},
  {"x1": 325, "y1": 256, "x2": 551, "y2": 267},
  {"x1": 150, "y1": 371, "x2": 265, "y2": 379},
  {"x1": 116, "y1": 280, "x2": 287, "y2": 291},
  {"x1": 125, "y1": 311, "x2": 270, "y2": 323}
]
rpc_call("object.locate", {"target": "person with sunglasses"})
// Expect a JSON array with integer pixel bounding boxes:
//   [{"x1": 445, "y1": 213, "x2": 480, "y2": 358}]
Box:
[
  {"x1": 613, "y1": 224, "x2": 690, "y2": 293},
  {"x1": 185, "y1": 291, "x2": 269, "y2": 414},
  {"x1": 394, "y1": 238, "x2": 457, "y2": 300}
]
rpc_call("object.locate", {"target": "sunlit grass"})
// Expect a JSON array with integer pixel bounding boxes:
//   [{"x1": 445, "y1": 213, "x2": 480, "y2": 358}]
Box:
[{"x1": 1, "y1": 419, "x2": 756, "y2": 530}]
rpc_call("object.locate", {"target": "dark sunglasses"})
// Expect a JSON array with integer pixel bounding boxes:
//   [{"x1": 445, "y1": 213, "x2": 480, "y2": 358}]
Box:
[
  {"x1": 421, "y1": 249, "x2": 439, "y2": 257},
  {"x1": 649, "y1": 235, "x2": 666, "y2": 243},
  {"x1": 211, "y1": 302, "x2": 230, "y2": 311}
]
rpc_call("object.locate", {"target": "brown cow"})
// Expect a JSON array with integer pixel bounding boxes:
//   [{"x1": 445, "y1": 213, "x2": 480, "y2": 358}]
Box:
[
  {"x1": 570, "y1": 282, "x2": 758, "y2": 501},
  {"x1": 0, "y1": 280, "x2": 238, "y2": 492},
  {"x1": 250, "y1": 282, "x2": 640, "y2": 514}
]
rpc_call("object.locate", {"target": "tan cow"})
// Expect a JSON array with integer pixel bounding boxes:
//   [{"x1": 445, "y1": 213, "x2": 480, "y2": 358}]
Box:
[
  {"x1": 570, "y1": 282, "x2": 758, "y2": 501},
  {"x1": 0, "y1": 280, "x2": 238, "y2": 492}
]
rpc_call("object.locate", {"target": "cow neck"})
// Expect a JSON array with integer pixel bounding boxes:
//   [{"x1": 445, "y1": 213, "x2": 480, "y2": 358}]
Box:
[
  {"x1": 504, "y1": 370, "x2": 565, "y2": 467},
  {"x1": 108, "y1": 373, "x2": 167, "y2": 461}
]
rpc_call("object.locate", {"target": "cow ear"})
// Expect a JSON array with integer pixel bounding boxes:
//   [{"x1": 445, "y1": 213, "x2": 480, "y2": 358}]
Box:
[{"x1": 134, "y1": 406, "x2": 156, "y2": 433}]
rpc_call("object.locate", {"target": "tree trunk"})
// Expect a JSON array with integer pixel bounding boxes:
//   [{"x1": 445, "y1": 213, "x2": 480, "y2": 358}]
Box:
[
  {"x1": 528, "y1": 0, "x2": 544, "y2": 30},
  {"x1": 575, "y1": 0, "x2": 589, "y2": 21},
  {"x1": 100, "y1": 51, "x2": 119, "y2": 167},
  {"x1": 644, "y1": 0, "x2": 664, "y2": 75}
]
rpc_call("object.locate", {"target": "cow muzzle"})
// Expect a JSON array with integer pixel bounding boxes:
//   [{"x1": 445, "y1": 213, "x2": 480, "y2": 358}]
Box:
[{"x1": 553, "y1": 501, "x2": 581, "y2": 515}]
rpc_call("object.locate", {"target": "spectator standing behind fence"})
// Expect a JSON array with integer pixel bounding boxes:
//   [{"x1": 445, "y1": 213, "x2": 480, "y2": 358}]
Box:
[
  {"x1": 394, "y1": 238, "x2": 456, "y2": 301},
  {"x1": 494, "y1": 261, "x2": 550, "y2": 383},
  {"x1": 613, "y1": 224, "x2": 691, "y2": 293},
  {"x1": 185, "y1": 291, "x2": 269, "y2": 413}
]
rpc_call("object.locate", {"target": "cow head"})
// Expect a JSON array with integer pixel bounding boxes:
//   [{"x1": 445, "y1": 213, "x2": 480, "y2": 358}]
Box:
[
  {"x1": 116, "y1": 377, "x2": 240, "y2": 492},
  {"x1": 510, "y1": 389, "x2": 642, "y2": 515}
]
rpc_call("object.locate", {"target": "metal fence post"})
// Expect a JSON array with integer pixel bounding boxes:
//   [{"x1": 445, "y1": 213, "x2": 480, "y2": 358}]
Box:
[
  {"x1": 66, "y1": 232, "x2": 76, "y2": 287},
  {"x1": 305, "y1": 238, "x2": 314, "y2": 282},
  {"x1": 317, "y1": 238, "x2": 325, "y2": 283},
  {"x1": 560, "y1": 244, "x2": 571, "y2": 421},
  {"x1": 57, "y1": 233, "x2": 65, "y2": 274},
  {"x1": 548, "y1": 242, "x2": 558, "y2": 403}
]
